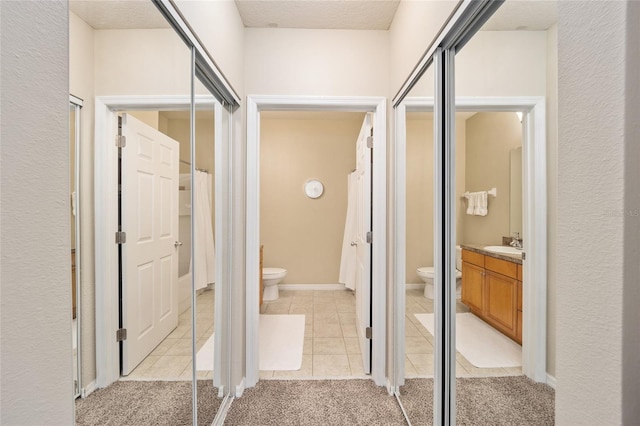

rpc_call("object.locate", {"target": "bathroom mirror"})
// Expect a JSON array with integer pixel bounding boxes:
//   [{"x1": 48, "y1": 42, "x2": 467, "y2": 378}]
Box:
[
  {"x1": 69, "y1": 95, "x2": 82, "y2": 399},
  {"x1": 510, "y1": 146, "x2": 523, "y2": 237}
]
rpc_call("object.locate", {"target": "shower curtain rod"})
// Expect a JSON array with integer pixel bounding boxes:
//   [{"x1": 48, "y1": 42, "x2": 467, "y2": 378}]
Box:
[{"x1": 180, "y1": 159, "x2": 208, "y2": 174}]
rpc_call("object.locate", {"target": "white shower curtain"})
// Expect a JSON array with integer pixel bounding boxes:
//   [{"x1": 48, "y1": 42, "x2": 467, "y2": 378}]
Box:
[
  {"x1": 339, "y1": 172, "x2": 357, "y2": 290},
  {"x1": 192, "y1": 170, "x2": 216, "y2": 290}
]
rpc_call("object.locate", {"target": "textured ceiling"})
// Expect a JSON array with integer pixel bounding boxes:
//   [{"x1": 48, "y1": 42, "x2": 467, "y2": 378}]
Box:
[
  {"x1": 69, "y1": 0, "x2": 557, "y2": 32},
  {"x1": 234, "y1": 0, "x2": 401, "y2": 30},
  {"x1": 483, "y1": 0, "x2": 557, "y2": 31},
  {"x1": 69, "y1": 1, "x2": 170, "y2": 30}
]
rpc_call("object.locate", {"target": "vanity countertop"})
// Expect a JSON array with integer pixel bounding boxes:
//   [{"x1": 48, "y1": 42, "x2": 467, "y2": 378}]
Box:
[{"x1": 460, "y1": 243, "x2": 523, "y2": 265}]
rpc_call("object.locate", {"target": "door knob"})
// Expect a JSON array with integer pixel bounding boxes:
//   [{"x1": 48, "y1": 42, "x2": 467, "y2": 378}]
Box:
[
  {"x1": 174, "y1": 241, "x2": 183, "y2": 248},
  {"x1": 351, "y1": 241, "x2": 358, "y2": 247}
]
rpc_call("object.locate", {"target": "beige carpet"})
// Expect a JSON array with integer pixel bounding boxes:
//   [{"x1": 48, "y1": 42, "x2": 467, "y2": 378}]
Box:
[
  {"x1": 75, "y1": 380, "x2": 221, "y2": 426},
  {"x1": 75, "y1": 376, "x2": 554, "y2": 425},
  {"x1": 225, "y1": 379, "x2": 404, "y2": 425},
  {"x1": 400, "y1": 376, "x2": 554, "y2": 425}
]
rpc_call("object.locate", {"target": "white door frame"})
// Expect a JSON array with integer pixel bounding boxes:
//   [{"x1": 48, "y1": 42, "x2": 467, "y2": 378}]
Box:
[
  {"x1": 393, "y1": 96, "x2": 547, "y2": 387},
  {"x1": 94, "y1": 95, "x2": 218, "y2": 388},
  {"x1": 245, "y1": 95, "x2": 387, "y2": 387}
]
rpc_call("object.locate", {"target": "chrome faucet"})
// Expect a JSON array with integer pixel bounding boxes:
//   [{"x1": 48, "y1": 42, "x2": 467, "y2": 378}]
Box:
[{"x1": 510, "y1": 232, "x2": 523, "y2": 249}]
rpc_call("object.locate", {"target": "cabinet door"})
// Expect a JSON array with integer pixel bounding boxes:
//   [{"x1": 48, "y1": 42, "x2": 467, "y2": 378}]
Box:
[
  {"x1": 461, "y1": 261, "x2": 484, "y2": 313},
  {"x1": 485, "y1": 271, "x2": 518, "y2": 334}
]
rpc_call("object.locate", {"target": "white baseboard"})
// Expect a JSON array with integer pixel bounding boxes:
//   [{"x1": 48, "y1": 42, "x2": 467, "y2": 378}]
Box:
[
  {"x1": 278, "y1": 283, "x2": 349, "y2": 291},
  {"x1": 81, "y1": 380, "x2": 97, "y2": 398},
  {"x1": 235, "y1": 378, "x2": 245, "y2": 397},
  {"x1": 546, "y1": 373, "x2": 556, "y2": 389},
  {"x1": 405, "y1": 283, "x2": 426, "y2": 290}
]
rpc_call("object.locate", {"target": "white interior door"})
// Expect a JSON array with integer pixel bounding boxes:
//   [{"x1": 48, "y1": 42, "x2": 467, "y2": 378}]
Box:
[
  {"x1": 355, "y1": 113, "x2": 373, "y2": 374},
  {"x1": 121, "y1": 113, "x2": 180, "y2": 375}
]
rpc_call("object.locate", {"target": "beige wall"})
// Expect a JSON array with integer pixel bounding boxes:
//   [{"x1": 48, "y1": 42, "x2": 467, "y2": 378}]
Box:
[
  {"x1": 175, "y1": 0, "x2": 245, "y2": 96},
  {"x1": 245, "y1": 28, "x2": 389, "y2": 96},
  {"x1": 260, "y1": 113, "x2": 365, "y2": 284},
  {"x1": 388, "y1": 0, "x2": 458, "y2": 93},
  {"x1": 94, "y1": 29, "x2": 192, "y2": 96},
  {"x1": 557, "y1": 1, "x2": 640, "y2": 422},
  {"x1": 402, "y1": 31, "x2": 548, "y2": 97},
  {"x1": 1, "y1": 2, "x2": 74, "y2": 423},
  {"x1": 405, "y1": 114, "x2": 466, "y2": 284},
  {"x1": 462, "y1": 112, "x2": 522, "y2": 246}
]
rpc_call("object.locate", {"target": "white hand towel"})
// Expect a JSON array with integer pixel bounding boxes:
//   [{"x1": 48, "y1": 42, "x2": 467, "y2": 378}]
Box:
[
  {"x1": 466, "y1": 193, "x2": 476, "y2": 215},
  {"x1": 476, "y1": 191, "x2": 488, "y2": 216}
]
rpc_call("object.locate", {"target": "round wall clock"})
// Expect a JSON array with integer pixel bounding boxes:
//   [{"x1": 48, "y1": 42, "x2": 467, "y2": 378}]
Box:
[{"x1": 304, "y1": 179, "x2": 324, "y2": 199}]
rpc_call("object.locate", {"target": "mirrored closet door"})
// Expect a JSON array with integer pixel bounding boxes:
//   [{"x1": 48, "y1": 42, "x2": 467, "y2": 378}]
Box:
[{"x1": 70, "y1": 95, "x2": 83, "y2": 399}]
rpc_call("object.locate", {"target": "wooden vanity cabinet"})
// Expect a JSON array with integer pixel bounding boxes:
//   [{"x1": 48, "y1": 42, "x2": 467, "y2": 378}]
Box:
[
  {"x1": 461, "y1": 250, "x2": 484, "y2": 313},
  {"x1": 461, "y1": 249, "x2": 523, "y2": 344}
]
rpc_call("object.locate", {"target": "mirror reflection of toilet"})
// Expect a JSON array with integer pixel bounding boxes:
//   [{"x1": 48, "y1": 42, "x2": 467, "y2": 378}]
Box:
[
  {"x1": 262, "y1": 267, "x2": 287, "y2": 301},
  {"x1": 417, "y1": 246, "x2": 463, "y2": 300}
]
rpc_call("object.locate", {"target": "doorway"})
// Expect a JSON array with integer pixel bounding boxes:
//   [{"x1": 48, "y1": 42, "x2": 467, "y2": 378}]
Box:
[
  {"x1": 245, "y1": 96, "x2": 387, "y2": 389},
  {"x1": 257, "y1": 110, "x2": 371, "y2": 379},
  {"x1": 94, "y1": 95, "x2": 226, "y2": 388}
]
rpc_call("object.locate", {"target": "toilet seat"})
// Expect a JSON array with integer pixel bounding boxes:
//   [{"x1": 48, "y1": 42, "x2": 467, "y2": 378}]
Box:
[
  {"x1": 263, "y1": 267, "x2": 286, "y2": 276},
  {"x1": 417, "y1": 266, "x2": 461, "y2": 279}
]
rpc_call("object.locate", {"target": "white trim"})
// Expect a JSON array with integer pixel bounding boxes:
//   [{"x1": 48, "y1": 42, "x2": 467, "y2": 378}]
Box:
[
  {"x1": 94, "y1": 95, "x2": 216, "y2": 389},
  {"x1": 405, "y1": 284, "x2": 426, "y2": 291},
  {"x1": 546, "y1": 374, "x2": 556, "y2": 389},
  {"x1": 278, "y1": 284, "x2": 349, "y2": 291},
  {"x1": 212, "y1": 396, "x2": 234, "y2": 426},
  {"x1": 393, "y1": 96, "x2": 547, "y2": 386},
  {"x1": 80, "y1": 380, "x2": 97, "y2": 399},
  {"x1": 235, "y1": 378, "x2": 245, "y2": 397},
  {"x1": 246, "y1": 95, "x2": 387, "y2": 388}
]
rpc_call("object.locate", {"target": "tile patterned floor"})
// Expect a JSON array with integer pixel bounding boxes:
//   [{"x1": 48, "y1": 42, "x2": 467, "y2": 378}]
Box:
[
  {"x1": 122, "y1": 288, "x2": 215, "y2": 381},
  {"x1": 259, "y1": 289, "x2": 367, "y2": 379},
  {"x1": 122, "y1": 287, "x2": 521, "y2": 381},
  {"x1": 404, "y1": 288, "x2": 522, "y2": 378}
]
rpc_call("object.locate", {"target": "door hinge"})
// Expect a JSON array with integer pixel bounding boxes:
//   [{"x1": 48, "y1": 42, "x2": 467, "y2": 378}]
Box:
[
  {"x1": 116, "y1": 328, "x2": 127, "y2": 342},
  {"x1": 366, "y1": 231, "x2": 373, "y2": 244},
  {"x1": 115, "y1": 231, "x2": 127, "y2": 244},
  {"x1": 115, "y1": 134, "x2": 126, "y2": 148},
  {"x1": 522, "y1": 252, "x2": 526, "y2": 260},
  {"x1": 365, "y1": 327, "x2": 372, "y2": 339},
  {"x1": 366, "y1": 136, "x2": 373, "y2": 149}
]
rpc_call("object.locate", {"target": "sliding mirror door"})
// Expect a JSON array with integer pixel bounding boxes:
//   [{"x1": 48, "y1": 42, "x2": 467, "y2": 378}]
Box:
[
  {"x1": 72, "y1": 0, "x2": 239, "y2": 424},
  {"x1": 451, "y1": 2, "x2": 554, "y2": 423},
  {"x1": 394, "y1": 66, "x2": 438, "y2": 424},
  {"x1": 394, "y1": 0, "x2": 554, "y2": 424},
  {"x1": 70, "y1": 96, "x2": 83, "y2": 399}
]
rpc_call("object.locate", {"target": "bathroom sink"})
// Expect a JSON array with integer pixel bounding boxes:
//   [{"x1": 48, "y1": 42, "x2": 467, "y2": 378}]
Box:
[{"x1": 483, "y1": 245, "x2": 523, "y2": 257}]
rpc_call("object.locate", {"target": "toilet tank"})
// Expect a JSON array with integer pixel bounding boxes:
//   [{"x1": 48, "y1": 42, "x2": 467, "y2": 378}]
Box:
[{"x1": 456, "y1": 245, "x2": 462, "y2": 271}]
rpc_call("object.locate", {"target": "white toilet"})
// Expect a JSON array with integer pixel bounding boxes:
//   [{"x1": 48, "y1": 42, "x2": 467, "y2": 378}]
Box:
[
  {"x1": 417, "y1": 246, "x2": 463, "y2": 300},
  {"x1": 262, "y1": 267, "x2": 287, "y2": 301}
]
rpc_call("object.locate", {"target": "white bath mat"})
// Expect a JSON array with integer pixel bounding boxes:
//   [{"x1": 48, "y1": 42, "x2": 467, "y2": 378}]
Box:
[
  {"x1": 259, "y1": 314, "x2": 305, "y2": 371},
  {"x1": 414, "y1": 313, "x2": 521, "y2": 368},
  {"x1": 196, "y1": 333, "x2": 214, "y2": 371}
]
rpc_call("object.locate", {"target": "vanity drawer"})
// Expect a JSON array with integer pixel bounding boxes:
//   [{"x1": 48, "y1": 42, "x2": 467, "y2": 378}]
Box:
[
  {"x1": 485, "y1": 255, "x2": 518, "y2": 279},
  {"x1": 462, "y1": 249, "x2": 484, "y2": 267}
]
